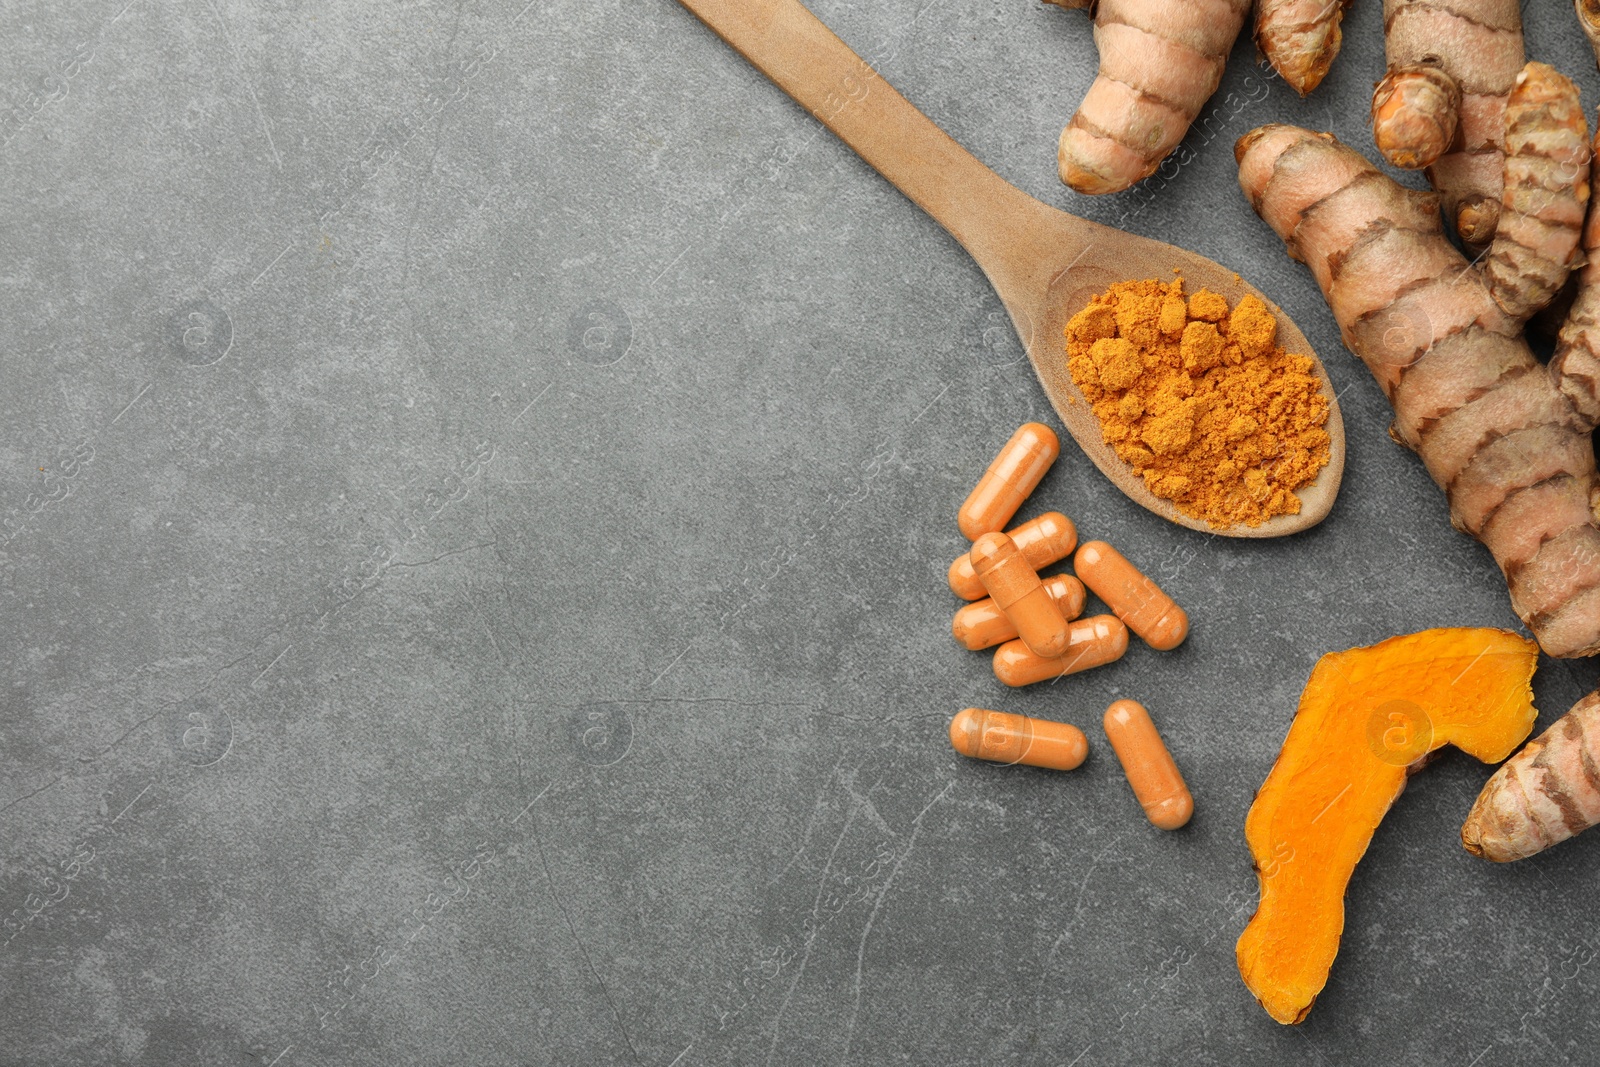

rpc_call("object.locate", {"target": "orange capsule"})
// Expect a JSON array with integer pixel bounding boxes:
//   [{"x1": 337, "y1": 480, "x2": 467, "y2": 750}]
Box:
[
  {"x1": 952, "y1": 574, "x2": 1086, "y2": 650},
  {"x1": 949, "y1": 707, "x2": 1088, "y2": 771},
  {"x1": 958, "y1": 422, "x2": 1060, "y2": 539},
  {"x1": 970, "y1": 532, "x2": 1069, "y2": 657},
  {"x1": 992, "y1": 615, "x2": 1128, "y2": 686},
  {"x1": 1102, "y1": 699, "x2": 1192, "y2": 830},
  {"x1": 948, "y1": 511, "x2": 1077, "y2": 600},
  {"x1": 1073, "y1": 541, "x2": 1189, "y2": 651}
]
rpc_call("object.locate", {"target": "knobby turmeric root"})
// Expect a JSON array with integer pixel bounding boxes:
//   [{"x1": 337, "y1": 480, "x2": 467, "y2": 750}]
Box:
[
  {"x1": 1484, "y1": 64, "x2": 1591, "y2": 322},
  {"x1": 1371, "y1": 65, "x2": 1461, "y2": 169},
  {"x1": 1255, "y1": 0, "x2": 1350, "y2": 96},
  {"x1": 1552, "y1": 120, "x2": 1600, "y2": 432},
  {"x1": 1579, "y1": 0, "x2": 1600, "y2": 71},
  {"x1": 1463, "y1": 689, "x2": 1600, "y2": 861},
  {"x1": 1235, "y1": 90, "x2": 1600, "y2": 659},
  {"x1": 1237, "y1": 628, "x2": 1539, "y2": 1024},
  {"x1": 1372, "y1": 0, "x2": 1525, "y2": 248},
  {"x1": 1046, "y1": 0, "x2": 1251, "y2": 194}
]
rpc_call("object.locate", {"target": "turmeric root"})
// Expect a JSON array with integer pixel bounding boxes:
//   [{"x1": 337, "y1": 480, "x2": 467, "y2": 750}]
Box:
[
  {"x1": 1238, "y1": 628, "x2": 1539, "y2": 1024},
  {"x1": 1372, "y1": 0, "x2": 1525, "y2": 248},
  {"x1": 1235, "y1": 116, "x2": 1600, "y2": 658},
  {"x1": 1049, "y1": 0, "x2": 1251, "y2": 194},
  {"x1": 1552, "y1": 122, "x2": 1600, "y2": 432},
  {"x1": 1484, "y1": 64, "x2": 1590, "y2": 322},
  {"x1": 1463, "y1": 688, "x2": 1600, "y2": 861},
  {"x1": 1255, "y1": 0, "x2": 1350, "y2": 96},
  {"x1": 1579, "y1": 0, "x2": 1600, "y2": 71},
  {"x1": 1371, "y1": 66, "x2": 1461, "y2": 170}
]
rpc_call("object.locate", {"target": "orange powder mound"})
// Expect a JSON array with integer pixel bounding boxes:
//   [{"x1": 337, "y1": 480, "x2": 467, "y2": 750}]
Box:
[{"x1": 1065, "y1": 278, "x2": 1331, "y2": 528}]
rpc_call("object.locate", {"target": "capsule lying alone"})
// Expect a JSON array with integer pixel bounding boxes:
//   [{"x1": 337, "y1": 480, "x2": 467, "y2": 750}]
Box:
[
  {"x1": 949, "y1": 707, "x2": 1088, "y2": 771},
  {"x1": 952, "y1": 574, "x2": 1086, "y2": 650},
  {"x1": 970, "y1": 532, "x2": 1068, "y2": 658},
  {"x1": 949, "y1": 511, "x2": 1077, "y2": 600},
  {"x1": 992, "y1": 615, "x2": 1128, "y2": 686},
  {"x1": 1103, "y1": 699, "x2": 1192, "y2": 830},
  {"x1": 958, "y1": 422, "x2": 1060, "y2": 540},
  {"x1": 1074, "y1": 541, "x2": 1189, "y2": 651}
]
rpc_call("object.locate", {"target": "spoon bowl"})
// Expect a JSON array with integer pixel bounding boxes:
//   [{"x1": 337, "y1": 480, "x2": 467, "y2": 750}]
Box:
[
  {"x1": 675, "y1": 0, "x2": 1345, "y2": 537},
  {"x1": 1033, "y1": 251, "x2": 1344, "y2": 538}
]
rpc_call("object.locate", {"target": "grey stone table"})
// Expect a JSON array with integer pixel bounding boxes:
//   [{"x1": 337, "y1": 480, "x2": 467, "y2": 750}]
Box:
[{"x1": 2, "y1": 1, "x2": 1597, "y2": 1064}]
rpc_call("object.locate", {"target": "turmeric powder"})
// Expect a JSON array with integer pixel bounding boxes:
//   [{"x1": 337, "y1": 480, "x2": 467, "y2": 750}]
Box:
[{"x1": 1065, "y1": 278, "x2": 1331, "y2": 528}]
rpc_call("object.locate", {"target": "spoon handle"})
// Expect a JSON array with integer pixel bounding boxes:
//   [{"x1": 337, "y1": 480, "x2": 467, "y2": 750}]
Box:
[{"x1": 674, "y1": 0, "x2": 1075, "y2": 289}]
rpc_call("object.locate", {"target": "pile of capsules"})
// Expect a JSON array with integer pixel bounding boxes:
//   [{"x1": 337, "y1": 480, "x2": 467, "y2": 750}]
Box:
[{"x1": 945, "y1": 422, "x2": 1194, "y2": 830}]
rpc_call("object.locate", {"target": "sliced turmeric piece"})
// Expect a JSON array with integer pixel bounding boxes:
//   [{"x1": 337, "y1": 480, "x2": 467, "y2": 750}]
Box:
[{"x1": 1236, "y1": 628, "x2": 1539, "y2": 1025}]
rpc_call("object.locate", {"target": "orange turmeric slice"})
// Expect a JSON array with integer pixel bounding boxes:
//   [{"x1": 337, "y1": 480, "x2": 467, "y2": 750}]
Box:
[{"x1": 1236, "y1": 628, "x2": 1539, "y2": 1024}]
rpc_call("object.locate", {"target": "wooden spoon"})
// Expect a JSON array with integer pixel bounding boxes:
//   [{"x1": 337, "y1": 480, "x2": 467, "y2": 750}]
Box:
[{"x1": 674, "y1": 0, "x2": 1345, "y2": 538}]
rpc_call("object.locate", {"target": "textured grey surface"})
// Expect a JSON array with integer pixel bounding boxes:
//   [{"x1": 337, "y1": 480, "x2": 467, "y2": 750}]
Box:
[{"x1": 3, "y1": 0, "x2": 1600, "y2": 1063}]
